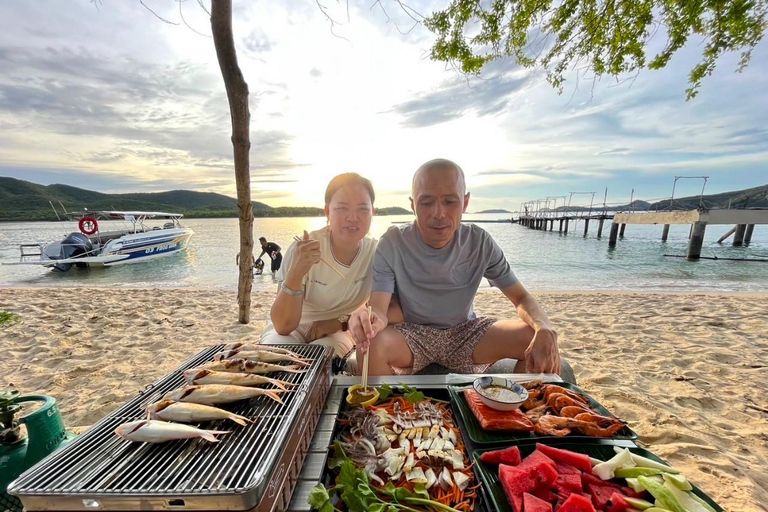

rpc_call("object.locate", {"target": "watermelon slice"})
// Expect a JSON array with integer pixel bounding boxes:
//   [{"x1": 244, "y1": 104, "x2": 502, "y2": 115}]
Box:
[
  {"x1": 532, "y1": 487, "x2": 558, "y2": 504},
  {"x1": 587, "y1": 484, "x2": 617, "y2": 510},
  {"x1": 557, "y1": 493, "x2": 597, "y2": 512},
  {"x1": 524, "y1": 492, "x2": 554, "y2": 512},
  {"x1": 556, "y1": 474, "x2": 583, "y2": 494},
  {"x1": 519, "y1": 450, "x2": 557, "y2": 469},
  {"x1": 480, "y1": 446, "x2": 522, "y2": 465},
  {"x1": 555, "y1": 461, "x2": 582, "y2": 475},
  {"x1": 499, "y1": 460, "x2": 559, "y2": 511},
  {"x1": 606, "y1": 492, "x2": 633, "y2": 512},
  {"x1": 536, "y1": 443, "x2": 594, "y2": 473},
  {"x1": 582, "y1": 472, "x2": 622, "y2": 490}
]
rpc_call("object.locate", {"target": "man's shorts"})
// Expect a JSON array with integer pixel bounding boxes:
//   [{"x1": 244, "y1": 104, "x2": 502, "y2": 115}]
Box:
[{"x1": 393, "y1": 317, "x2": 496, "y2": 374}]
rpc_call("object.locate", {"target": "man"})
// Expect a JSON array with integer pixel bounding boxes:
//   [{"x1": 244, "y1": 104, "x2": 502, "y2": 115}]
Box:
[
  {"x1": 257, "y1": 237, "x2": 282, "y2": 274},
  {"x1": 350, "y1": 158, "x2": 560, "y2": 376}
]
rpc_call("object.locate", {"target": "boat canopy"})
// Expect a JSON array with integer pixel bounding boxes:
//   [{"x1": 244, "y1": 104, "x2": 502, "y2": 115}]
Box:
[{"x1": 99, "y1": 211, "x2": 184, "y2": 219}]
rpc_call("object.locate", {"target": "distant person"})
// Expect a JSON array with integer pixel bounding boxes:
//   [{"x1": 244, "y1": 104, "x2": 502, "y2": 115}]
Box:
[
  {"x1": 350, "y1": 158, "x2": 562, "y2": 376},
  {"x1": 260, "y1": 173, "x2": 401, "y2": 369},
  {"x1": 254, "y1": 258, "x2": 265, "y2": 275},
  {"x1": 257, "y1": 237, "x2": 282, "y2": 273}
]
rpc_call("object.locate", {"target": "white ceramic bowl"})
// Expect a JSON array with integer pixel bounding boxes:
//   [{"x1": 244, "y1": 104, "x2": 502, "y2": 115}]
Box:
[{"x1": 472, "y1": 376, "x2": 529, "y2": 411}]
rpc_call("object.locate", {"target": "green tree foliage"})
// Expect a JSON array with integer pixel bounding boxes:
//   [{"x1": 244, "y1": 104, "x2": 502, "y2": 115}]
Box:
[{"x1": 424, "y1": 0, "x2": 767, "y2": 99}]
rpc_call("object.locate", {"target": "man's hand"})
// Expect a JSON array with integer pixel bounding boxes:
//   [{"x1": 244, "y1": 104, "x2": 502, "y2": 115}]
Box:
[
  {"x1": 287, "y1": 230, "x2": 321, "y2": 280},
  {"x1": 524, "y1": 325, "x2": 561, "y2": 374},
  {"x1": 349, "y1": 307, "x2": 386, "y2": 354},
  {"x1": 305, "y1": 318, "x2": 341, "y2": 342}
]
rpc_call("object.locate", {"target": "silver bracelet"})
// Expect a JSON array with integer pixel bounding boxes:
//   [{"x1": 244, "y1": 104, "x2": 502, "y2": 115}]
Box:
[{"x1": 280, "y1": 283, "x2": 304, "y2": 296}]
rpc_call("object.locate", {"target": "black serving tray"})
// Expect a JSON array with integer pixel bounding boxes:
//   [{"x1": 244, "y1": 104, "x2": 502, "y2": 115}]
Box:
[
  {"x1": 473, "y1": 443, "x2": 724, "y2": 512},
  {"x1": 449, "y1": 382, "x2": 638, "y2": 445},
  {"x1": 311, "y1": 386, "x2": 492, "y2": 512}
]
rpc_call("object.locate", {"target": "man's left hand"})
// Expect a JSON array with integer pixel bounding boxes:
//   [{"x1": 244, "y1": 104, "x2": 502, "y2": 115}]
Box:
[
  {"x1": 305, "y1": 319, "x2": 341, "y2": 342},
  {"x1": 524, "y1": 325, "x2": 560, "y2": 374}
]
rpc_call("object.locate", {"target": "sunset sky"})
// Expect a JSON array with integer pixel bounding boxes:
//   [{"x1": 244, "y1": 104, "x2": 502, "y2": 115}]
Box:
[{"x1": 0, "y1": 1, "x2": 766, "y2": 211}]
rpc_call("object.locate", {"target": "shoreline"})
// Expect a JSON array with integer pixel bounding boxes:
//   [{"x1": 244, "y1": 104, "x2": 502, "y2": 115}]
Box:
[{"x1": 1, "y1": 287, "x2": 767, "y2": 511}]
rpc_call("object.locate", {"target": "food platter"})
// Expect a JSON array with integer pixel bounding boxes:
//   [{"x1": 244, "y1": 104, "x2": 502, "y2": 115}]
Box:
[
  {"x1": 472, "y1": 443, "x2": 724, "y2": 512},
  {"x1": 449, "y1": 382, "x2": 638, "y2": 445}
]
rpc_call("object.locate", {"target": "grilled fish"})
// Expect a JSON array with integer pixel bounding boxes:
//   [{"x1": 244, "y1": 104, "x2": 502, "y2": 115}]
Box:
[
  {"x1": 203, "y1": 358, "x2": 307, "y2": 375},
  {"x1": 213, "y1": 349, "x2": 310, "y2": 366},
  {"x1": 115, "y1": 419, "x2": 229, "y2": 443},
  {"x1": 183, "y1": 369, "x2": 296, "y2": 390},
  {"x1": 163, "y1": 384, "x2": 287, "y2": 405},
  {"x1": 223, "y1": 342, "x2": 304, "y2": 356},
  {"x1": 146, "y1": 399, "x2": 252, "y2": 426}
]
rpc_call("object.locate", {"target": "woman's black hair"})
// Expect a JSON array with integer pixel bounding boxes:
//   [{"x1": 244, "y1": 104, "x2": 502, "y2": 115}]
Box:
[{"x1": 324, "y1": 173, "x2": 375, "y2": 205}]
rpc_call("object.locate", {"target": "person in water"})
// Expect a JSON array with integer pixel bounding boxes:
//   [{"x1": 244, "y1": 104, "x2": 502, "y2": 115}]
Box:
[{"x1": 257, "y1": 237, "x2": 282, "y2": 273}]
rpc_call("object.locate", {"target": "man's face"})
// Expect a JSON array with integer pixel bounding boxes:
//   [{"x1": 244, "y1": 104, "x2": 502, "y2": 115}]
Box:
[
  {"x1": 260, "y1": 240, "x2": 267, "y2": 248},
  {"x1": 410, "y1": 167, "x2": 469, "y2": 249}
]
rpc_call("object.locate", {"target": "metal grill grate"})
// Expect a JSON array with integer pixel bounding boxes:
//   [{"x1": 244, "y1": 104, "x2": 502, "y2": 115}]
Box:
[{"x1": 9, "y1": 344, "x2": 332, "y2": 511}]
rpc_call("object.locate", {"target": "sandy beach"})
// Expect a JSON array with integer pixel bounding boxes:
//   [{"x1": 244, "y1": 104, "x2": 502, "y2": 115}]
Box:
[{"x1": 1, "y1": 287, "x2": 766, "y2": 511}]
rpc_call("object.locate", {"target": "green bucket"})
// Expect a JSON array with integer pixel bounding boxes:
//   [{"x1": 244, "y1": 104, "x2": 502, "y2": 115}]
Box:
[{"x1": 1, "y1": 394, "x2": 75, "y2": 512}]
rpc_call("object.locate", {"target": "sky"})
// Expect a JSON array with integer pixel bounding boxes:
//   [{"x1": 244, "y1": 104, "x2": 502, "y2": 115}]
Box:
[{"x1": 0, "y1": 1, "x2": 766, "y2": 211}]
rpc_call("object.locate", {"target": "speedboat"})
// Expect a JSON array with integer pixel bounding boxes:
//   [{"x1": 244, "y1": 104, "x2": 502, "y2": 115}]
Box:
[{"x1": 3, "y1": 211, "x2": 194, "y2": 272}]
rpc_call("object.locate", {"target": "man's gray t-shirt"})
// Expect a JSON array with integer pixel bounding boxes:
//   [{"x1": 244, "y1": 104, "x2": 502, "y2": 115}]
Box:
[{"x1": 372, "y1": 222, "x2": 518, "y2": 329}]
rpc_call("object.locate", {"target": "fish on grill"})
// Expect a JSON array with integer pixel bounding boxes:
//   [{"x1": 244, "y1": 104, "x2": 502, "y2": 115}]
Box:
[
  {"x1": 146, "y1": 400, "x2": 253, "y2": 426},
  {"x1": 163, "y1": 384, "x2": 287, "y2": 405},
  {"x1": 203, "y1": 358, "x2": 307, "y2": 374},
  {"x1": 183, "y1": 369, "x2": 297, "y2": 390},
  {"x1": 222, "y1": 342, "x2": 305, "y2": 355},
  {"x1": 115, "y1": 419, "x2": 230, "y2": 443},
  {"x1": 213, "y1": 349, "x2": 311, "y2": 366}
]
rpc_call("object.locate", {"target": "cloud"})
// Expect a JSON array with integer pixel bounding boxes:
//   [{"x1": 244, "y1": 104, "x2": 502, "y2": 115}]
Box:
[
  {"x1": 596, "y1": 147, "x2": 632, "y2": 155},
  {"x1": 309, "y1": 67, "x2": 322, "y2": 77}
]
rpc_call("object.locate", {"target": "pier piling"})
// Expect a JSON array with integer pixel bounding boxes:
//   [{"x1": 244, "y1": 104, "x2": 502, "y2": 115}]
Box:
[
  {"x1": 564, "y1": 218, "x2": 569, "y2": 234},
  {"x1": 744, "y1": 224, "x2": 755, "y2": 245},
  {"x1": 559, "y1": 219, "x2": 563, "y2": 233},
  {"x1": 619, "y1": 223, "x2": 626, "y2": 238},
  {"x1": 608, "y1": 222, "x2": 619, "y2": 246},
  {"x1": 717, "y1": 225, "x2": 737, "y2": 244},
  {"x1": 597, "y1": 218, "x2": 605, "y2": 238},
  {"x1": 661, "y1": 224, "x2": 670, "y2": 242},
  {"x1": 583, "y1": 219, "x2": 590, "y2": 237},
  {"x1": 733, "y1": 224, "x2": 747, "y2": 246},
  {"x1": 687, "y1": 222, "x2": 707, "y2": 260}
]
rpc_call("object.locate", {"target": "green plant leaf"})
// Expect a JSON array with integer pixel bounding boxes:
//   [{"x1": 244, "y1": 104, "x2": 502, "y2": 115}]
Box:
[
  {"x1": 307, "y1": 484, "x2": 334, "y2": 512},
  {"x1": 378, "y1": 383, "x2": 394, "y2": 400}
]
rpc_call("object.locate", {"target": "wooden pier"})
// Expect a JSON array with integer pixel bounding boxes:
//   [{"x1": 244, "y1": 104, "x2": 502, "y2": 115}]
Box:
[{"x1": 516, "y1": 209, "x2": 766, "y2": 261}]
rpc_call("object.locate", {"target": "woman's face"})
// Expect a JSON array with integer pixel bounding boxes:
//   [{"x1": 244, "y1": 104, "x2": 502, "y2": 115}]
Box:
[{"x1": 325, "y1": 184, "x2": 373, "y2": 244}]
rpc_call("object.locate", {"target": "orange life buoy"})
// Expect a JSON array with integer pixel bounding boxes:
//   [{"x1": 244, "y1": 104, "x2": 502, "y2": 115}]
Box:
[{"x1": 78, "y1": 216, "x2": 99, "y2": 235}]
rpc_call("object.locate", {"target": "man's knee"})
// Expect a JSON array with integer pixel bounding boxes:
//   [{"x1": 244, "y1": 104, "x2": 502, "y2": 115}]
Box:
[{"x1": 261, "y1": 330, "x2": 302, "y2": 345}]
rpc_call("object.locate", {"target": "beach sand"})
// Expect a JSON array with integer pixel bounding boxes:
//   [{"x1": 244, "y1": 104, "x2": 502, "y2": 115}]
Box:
[{"x1": 1, "y1": 287, "x2": 766, "y2": 511}]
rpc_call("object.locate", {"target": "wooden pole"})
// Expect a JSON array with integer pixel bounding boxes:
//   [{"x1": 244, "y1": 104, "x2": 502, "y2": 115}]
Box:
[
  {"x1": 661, "y1": 224, "x2": 670, "y2": 242},
  {"x1": 608, "y1": 222, "x2": 619, "y2": 246},
  {"x1": 744, "y1": 224, "x2": 755, "y2": 245},
  {"x1": 559, "y1": 219, "x2": 563, "y2": 233},
  {"x1": 717, "y1": 225, "x2": 737, "y2": 244},
  {"x1": 619, "y1": 223, "x2": 626, "y2": 237},
  {"x1": 597, "y1": 218, "x2": 605, "y2": 238},
  {"x1": 212, "y1": 0, "x2": 253, "y2": 324},
  {"x1": 549, "y1": 219, "x2": 554, "y2": 231},
  {"x1": 564, "y1": 218, "x2": 569, "y2": 234},
  {"x1": 583, "y1": 218, "x2": 590, "y2": 237},
  {"x1": 687, "y1": 222, "x2": 707, "y2": 260},
  {"x1": 733, "y1": 224, "x2": 747, "y2": 246}
]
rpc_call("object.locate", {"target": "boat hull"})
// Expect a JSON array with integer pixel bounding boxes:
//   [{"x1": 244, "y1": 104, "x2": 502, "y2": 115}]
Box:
[{"x1": 101, "y1": 228, "x2": 193, "y2": 266}]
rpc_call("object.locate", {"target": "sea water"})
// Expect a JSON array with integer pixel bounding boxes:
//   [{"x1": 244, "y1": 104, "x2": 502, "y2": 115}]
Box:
[{"x1": 1, "y1": 215, "x2": 766, "y2": 292}]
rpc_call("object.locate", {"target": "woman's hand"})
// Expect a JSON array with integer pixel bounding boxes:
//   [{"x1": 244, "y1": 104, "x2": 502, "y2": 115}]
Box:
[
  {"x1": 305, "y1": 318, "x2": 341, "y2": 342},
  {"x1": 287, "y1": 230, "x2": 321, "y2": 281}
]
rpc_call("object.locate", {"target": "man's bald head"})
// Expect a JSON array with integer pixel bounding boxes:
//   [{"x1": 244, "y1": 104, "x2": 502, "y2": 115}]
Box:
[{"x1": 411, "y1": 158, "x2": 466, "y2": 199}]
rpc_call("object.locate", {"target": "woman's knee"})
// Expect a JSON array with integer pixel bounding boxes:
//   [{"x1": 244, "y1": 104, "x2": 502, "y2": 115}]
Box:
[{"x1": 261, "y1": 330, "x2": 303, "y2": 345}]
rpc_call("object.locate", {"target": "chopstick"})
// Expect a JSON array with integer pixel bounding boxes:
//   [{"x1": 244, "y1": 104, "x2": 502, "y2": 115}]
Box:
[
  {"x1": 292, "y1": 236, "x2": 345, "y2": 279},
  {"x1": 362, "y1": 305, "x2": 372, "y2": 391}
]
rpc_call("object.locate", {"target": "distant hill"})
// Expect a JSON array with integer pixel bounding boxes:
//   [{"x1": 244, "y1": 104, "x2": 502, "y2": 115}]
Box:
[
  {"x1": 647, "y1": 183, "x2": 768, "y2": 210},
  {"x1": 0, "y1": 177, "x2": 405, "y2": 221},
  {"x1": 477, "y1": 209, "x2": 511, "y2": 214},
  {"x1": 376, "y1": 207, "x2": 410, "y2": 215}
]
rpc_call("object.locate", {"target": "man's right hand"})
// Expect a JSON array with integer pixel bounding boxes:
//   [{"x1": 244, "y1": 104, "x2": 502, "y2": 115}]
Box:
[
  {"x1": 287, "y1": 230, "x2": 321, "y2": 279},
  {"x1": 349, "y1": 307, "x2": 386, "y2": 354}
]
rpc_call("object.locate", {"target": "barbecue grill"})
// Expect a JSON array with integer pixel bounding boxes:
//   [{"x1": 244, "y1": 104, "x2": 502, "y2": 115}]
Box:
[{"x1": 9, "y1": 344, "x2": 333, "y2": 512}]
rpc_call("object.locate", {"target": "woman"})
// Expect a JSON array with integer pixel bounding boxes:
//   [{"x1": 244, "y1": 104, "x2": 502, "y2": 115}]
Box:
[{"x1": 260, "y1": 173, "x2": 380, "y2": 367}]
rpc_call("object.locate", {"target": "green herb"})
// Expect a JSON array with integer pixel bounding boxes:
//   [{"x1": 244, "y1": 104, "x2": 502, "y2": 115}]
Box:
[
  {"x1": 374, "y1": 383, "x2": 447, "y2": 405},
  {"x1": 310, "y1": 444, "x2": 462, "y2": 512},
  {"x1": 0, "y1": 311, "x2": 20, "y2": 328}
]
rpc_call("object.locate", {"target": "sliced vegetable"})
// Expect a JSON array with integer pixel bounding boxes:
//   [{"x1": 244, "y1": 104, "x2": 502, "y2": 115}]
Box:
[
  {"x1": 662, "y1": 476, "x2": 712, "y2": 512},
  {"x1": 664, "y1": 473, "x2": 692, "y2": 491},
  {"x1": 593, "y1": 448, "x2": 635, "y2": 480},
  {"x1": 613, "y1": 447, "x2": 680, "y2": 474},
  {"x1": 614, "y1": 467, "x2": 665, "y2": 478},
  {"x1": 637, "y1": 475, "x2": 685, "y2": 512},
  {"x1": 624, "y1": 478, "x2": 645, "y2": 494},
  {"x1": 691, "y1": 492, "x2": 718, "y2": 512},
  {"x1": 625, "y1": 497, "x2": 655, "y2": 510}
]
